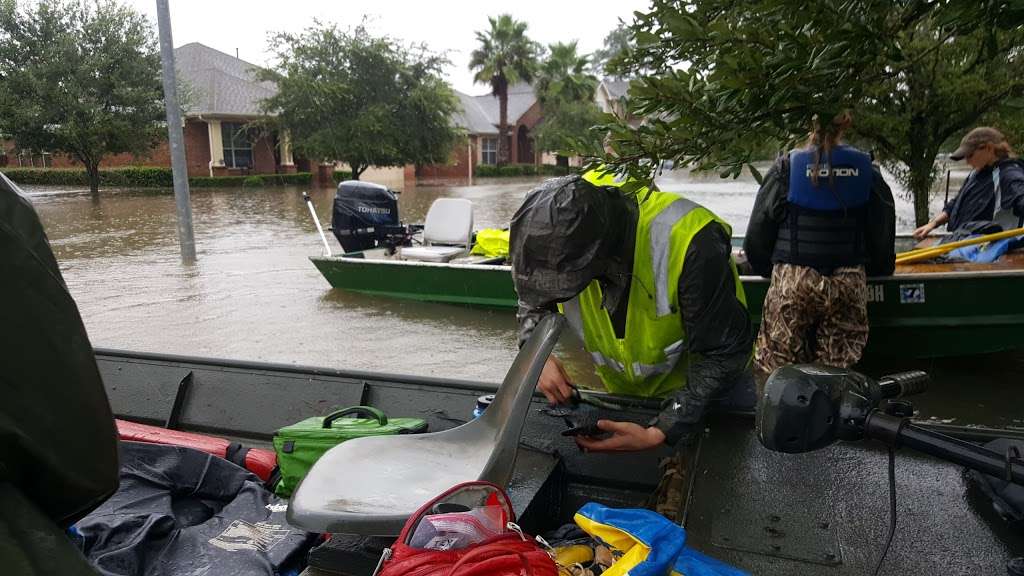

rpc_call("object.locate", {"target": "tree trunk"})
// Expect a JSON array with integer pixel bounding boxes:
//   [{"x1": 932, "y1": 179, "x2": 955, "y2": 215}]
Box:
[
  {"x1": 497, "y1": 82, "x2": 509, "y2": 166},
  {"x1": 906, "y1": 143, "x2": 941, "y2": 227},
  {"x1": 351, "y1": 164, "x2": 364, "y2": 181},
  {"x1": 86, "y1": 161, "x2": 101, "y2": 195}
]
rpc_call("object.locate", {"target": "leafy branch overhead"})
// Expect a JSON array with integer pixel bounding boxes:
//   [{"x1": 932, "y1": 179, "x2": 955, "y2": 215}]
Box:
[
  {"x1": 597, "y1": 0, "x2": 1024, "y2": 226},
  {"x1": 260, "y1": 23, "x2": 461, "y2": 180}
]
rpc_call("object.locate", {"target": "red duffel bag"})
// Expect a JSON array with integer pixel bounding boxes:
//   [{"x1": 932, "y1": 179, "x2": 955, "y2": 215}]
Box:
[{"x1": 376, "y1": 481, "x2": 558, "y2": 576}]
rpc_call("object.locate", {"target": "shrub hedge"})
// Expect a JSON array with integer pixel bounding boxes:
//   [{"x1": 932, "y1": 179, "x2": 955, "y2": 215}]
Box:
[
  {"x1": 473, "y1": 164, "x2": 569, "y2": 178},
  {"x1": 2, "y1": 167, "x2": 312, "y2": 188},
  {"x1": 332, "y1": 170, "x2": 354, "y2": 183}
]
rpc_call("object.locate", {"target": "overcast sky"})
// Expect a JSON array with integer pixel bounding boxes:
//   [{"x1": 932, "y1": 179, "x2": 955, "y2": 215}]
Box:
[{"x1": 124, "y1": 0, "x2": 648, "y2": 95}]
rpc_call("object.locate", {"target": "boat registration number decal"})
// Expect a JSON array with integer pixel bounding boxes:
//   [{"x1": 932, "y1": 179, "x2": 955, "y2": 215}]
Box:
[
  {"x1": 899, "y1": 283, "x2": 925, "y2": 304},
  {"x1": 866, "y1": 284, "x2": 884, "y2": 303}
]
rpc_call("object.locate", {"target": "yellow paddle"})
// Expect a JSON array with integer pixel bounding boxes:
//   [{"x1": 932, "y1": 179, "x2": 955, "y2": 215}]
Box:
[{"x1": 895, "y1": 226, "x2": 1024, "y2": 265}]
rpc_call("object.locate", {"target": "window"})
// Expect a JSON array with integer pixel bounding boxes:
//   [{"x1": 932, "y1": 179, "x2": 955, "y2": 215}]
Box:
[
  {"x1": 481, "y1": 137, "x2": 497, "y2": 165},
  {"x1": 222, "y1": 122, "x2": 253, "y2": 169}
]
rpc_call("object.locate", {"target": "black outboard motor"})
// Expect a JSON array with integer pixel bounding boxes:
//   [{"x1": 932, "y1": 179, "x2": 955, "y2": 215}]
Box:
[{"x1": 331, "y1": 180, "x2": 405, "y2": 252}]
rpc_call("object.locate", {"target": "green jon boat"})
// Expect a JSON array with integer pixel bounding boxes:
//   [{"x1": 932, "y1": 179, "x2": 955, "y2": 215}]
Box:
[{"x1": 310, "y1": 242, "x2": 1024, "y2": 359}]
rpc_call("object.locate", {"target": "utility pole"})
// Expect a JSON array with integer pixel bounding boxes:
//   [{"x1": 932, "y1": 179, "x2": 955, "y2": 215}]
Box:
[{"x1": 156, "y1": 0, "x2": 196, "y2": 263}]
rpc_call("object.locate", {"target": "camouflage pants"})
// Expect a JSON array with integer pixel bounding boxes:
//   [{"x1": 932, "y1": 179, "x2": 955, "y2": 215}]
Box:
[{"x1": 754, "y1": 263, "x2": 868, "y2": 374}]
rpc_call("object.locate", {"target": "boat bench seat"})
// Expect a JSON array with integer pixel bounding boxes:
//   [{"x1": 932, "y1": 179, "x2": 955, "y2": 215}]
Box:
[
  {"x1": 401, "y1": 198, "x2": 473, "y2": 263},
  {"x1": 400, "y1": 245, "x2": 466, "y2": 263}
]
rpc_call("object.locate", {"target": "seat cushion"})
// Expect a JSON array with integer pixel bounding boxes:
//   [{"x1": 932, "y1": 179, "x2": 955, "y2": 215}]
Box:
[{"x1": 401, "y1": 245, "x2": 466, "y2": 263}]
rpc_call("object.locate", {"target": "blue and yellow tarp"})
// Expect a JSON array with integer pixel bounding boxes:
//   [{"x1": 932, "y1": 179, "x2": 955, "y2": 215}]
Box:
[{"x1": 574, "y1": 503, "x2": 748, "y2": 576}]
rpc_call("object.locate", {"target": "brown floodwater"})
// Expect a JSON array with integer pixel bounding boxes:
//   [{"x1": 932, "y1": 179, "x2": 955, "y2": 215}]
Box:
[{"x1": 21, "y1": 168, "x2": 1023, "y2": 429}]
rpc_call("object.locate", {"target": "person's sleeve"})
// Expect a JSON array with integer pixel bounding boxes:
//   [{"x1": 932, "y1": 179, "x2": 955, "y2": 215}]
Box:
[
  {"x1": 516, "y1": 304, "x2": 554, "y2": 349},
  {"x1": 742, "y1": 157, "x2": 788, "y2": 278},
  {"x1": 865, "y1": 166, "x2": 896, "y2": 276},
  {"x1": 654, "y1": 223, "x2": 753, "y2": 446},
  {"x1": 1000, "y1": 163, "x2": 1024, "y2": 220}
]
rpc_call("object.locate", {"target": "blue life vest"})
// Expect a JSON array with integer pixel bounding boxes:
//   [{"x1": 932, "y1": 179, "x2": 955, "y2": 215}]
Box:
[{"x1": 773, "y1": 145, "x2": 874, "y2": 272}]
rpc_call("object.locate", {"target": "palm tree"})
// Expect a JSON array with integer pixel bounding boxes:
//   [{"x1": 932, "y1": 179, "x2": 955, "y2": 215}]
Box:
[
  {"x1": 535, "y1": 41, "x2": 598, "y2": 106},
  {"x1": 469, "y1": 14, "x2": 540, "y2": 166}
]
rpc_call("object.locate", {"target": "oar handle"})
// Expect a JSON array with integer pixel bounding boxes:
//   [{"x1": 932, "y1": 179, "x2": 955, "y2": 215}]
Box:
[{"x1": 896, "y1": 226, "x2": 1024, "y2": 265}]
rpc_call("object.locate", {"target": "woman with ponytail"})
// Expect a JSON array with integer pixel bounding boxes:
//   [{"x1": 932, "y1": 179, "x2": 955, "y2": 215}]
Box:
[{"x1": 744, "y1": 111, "x2": 896, "y2": 380}]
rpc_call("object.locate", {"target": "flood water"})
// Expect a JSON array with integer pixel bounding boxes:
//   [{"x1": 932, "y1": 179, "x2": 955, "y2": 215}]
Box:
[{"x1": 22, "y1": 168, "x2": 1023, "y2": 429}]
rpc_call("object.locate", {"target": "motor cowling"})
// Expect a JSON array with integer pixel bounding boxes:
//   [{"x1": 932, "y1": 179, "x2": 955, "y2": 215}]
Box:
[{"x1": 331, "y1": 180, "x2": 400, "y2": 252}]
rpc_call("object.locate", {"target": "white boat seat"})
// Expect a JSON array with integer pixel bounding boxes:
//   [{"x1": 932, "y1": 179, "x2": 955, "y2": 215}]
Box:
[
  {"x1": 287, "y1": 315, "x2": 565, "y2": 536},
  {"x1": 401, "y1": 198, "x2": 473, "y2": 263},
  {"x1": 399, "y1": 245, "x2": 466, "y2": 263}
]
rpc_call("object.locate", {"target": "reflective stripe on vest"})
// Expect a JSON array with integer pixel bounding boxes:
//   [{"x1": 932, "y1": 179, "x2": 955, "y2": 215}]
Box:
[{"x1": 650, "y1": 197, "x2": 699, "y2": 316}]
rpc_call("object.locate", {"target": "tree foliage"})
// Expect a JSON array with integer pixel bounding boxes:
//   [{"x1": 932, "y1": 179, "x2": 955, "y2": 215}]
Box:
[
  {"x1": 533, "y1": 42, "x2": 602, "y2": 155},
  {"x1": 591, "y1": 21, "x2": 633, "y2": 80},
  {"x1": 535, "y1": 42, "x2": 598, "y2": 106},
  {"x1": 469, "y1": 14, "x2": 542, "y2": 165},
  {"x1": 260, "y1": 23, "x2": 461, "y2": 180},
  {"x1": 0, "y1": 0, "x2": 164, "y2": 193},
  {"x1": 593, "y1": 0, "x2": 1024, "y2": 225}
]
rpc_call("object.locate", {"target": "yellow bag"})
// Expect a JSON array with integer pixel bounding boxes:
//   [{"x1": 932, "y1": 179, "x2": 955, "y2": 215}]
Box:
[{"x1": 471, "y1": 228, "x2": 510, "y2": 258}]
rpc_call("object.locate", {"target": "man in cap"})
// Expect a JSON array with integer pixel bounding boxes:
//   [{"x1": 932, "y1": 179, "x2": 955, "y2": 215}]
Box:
[
  {"x1": 510, "y1": 170, "x2": 754, "y2": 452},
  {"x1": 914, "y1": 126, "x2": 1024, "y2": 240}
]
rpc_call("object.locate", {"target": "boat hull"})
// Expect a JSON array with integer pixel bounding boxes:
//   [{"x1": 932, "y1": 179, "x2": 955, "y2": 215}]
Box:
[{"x1": 311, "y1": 255, "x2": 1024, "y2": 359}]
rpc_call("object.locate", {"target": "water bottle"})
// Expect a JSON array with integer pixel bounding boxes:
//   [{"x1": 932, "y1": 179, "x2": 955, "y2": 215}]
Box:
[{"x1": 472, "y1": 394, "x2": 494, "y2": 419}]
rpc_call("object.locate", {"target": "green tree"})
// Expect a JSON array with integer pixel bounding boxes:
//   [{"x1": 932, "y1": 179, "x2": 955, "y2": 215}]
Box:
[
  {"x1": 591, "y1": 21, "x2": 633, "y2": 80},
  {"x1": 469, "y1": 14, "x2": 541, "y2": 166},
  {"x1": 533, "y1": 42, "x2": 602, "y2": 157},
  {"x1": 260, "y1": 23, "x2": 461, "y2": 180},
  {"x1": 0, "y1": 0, "x2": 164, "y2": 194},
  {"x1": 535, "y1": 42, "x2": 598, "y2": 106},
  {"x1": 597, "y1": 0, "x2": 1024, "y2": 226}
]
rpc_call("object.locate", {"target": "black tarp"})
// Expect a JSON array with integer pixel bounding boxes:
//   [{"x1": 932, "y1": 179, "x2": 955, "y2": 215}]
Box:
[
  {"x1": 77, "y1": 441, "x2": 317, "y2": 576},
  {"x1": 0, "y1": 171, "x2": 120, "y2": 575}
]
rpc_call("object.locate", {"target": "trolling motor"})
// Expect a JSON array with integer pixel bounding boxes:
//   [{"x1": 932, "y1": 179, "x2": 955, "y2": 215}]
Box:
[{"x1": 758, "y1": 365, "x2": 1024, "y2": 485}]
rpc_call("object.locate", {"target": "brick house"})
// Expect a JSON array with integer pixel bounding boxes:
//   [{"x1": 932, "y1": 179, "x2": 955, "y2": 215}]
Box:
[
  {"x1": 2, "y1": 43, "x2": 298, "y2": 178},
  {"x1": 416, "y1": 83, "x2": 542, "y2": 180}
]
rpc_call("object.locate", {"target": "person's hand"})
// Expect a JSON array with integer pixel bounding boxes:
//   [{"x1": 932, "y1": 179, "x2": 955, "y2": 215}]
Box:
[
  {"x1": 538, "y1": 356, "x2": 574, "y2": 405},
  {"x1": 575, "y1": 420, "x2": 666, "y2": 453},
  {"x1": 912, "y1": 222, "x2": 935, "y2": 241}
]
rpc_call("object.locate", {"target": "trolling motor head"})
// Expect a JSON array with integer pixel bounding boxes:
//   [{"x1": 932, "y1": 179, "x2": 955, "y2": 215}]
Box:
[{"x1": 758, "y1": 365, "x2": 929, "y2": 453}]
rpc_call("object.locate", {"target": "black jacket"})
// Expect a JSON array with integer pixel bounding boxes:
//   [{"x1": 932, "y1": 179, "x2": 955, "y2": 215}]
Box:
[
  {"x1": 744, "y1": 155, "x2": 896, "y2": 277},
  {"x1": 944, "y1": 158, "x2": 1024, "y2": 231}
]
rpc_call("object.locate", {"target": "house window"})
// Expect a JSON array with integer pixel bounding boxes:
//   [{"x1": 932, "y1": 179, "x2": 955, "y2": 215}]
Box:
[
  {"x1": 481, "y1": 137, "x2": 497, "y2": 165},
  {"x1": 222, "y1": 122, "x2": 253, "y2": 169}
]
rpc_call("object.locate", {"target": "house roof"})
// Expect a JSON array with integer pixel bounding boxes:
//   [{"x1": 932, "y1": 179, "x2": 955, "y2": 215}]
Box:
[
  {"x1": 454, "y1": 83, "x2": 538, "y2": 136},
  {"x1": 453, "y1": 92, "x2": 497, "y2": 135},
  {"x1": 600, "y1": 79, "x2": 630, "y2": 100},
  {"x1": 175, "y1": 43, "x2": 277, "y2": 118}
]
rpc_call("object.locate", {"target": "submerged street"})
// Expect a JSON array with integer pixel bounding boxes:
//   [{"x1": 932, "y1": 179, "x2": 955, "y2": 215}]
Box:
[{"x1": 28, "y1": 169, "x2": 1024, "y2": 429}]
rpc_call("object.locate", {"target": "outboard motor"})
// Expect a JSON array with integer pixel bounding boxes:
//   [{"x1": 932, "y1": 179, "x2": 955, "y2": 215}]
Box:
[{"x1": 331, "y1": 180, "x2": 406, "y2": 252}]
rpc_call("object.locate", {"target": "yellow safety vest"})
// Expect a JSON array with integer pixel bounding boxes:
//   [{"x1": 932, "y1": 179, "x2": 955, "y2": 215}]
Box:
[{"x1": 560, "y1": 170, "x2": 747, "y2": 397}]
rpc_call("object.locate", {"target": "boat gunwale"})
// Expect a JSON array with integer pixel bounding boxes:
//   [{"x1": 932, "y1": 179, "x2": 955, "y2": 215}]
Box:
[
  {"x1": 311, "y1": 255, "x2": 1024, "y2": 282},
  {"x1": 94, "y1": 346, "x2": 505, "y2": 391}
]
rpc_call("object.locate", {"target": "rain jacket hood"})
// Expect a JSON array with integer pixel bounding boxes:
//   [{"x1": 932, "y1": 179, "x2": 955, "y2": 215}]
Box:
[{"x1": 510, "y1": 175, "x2": 630, "y2": 311}]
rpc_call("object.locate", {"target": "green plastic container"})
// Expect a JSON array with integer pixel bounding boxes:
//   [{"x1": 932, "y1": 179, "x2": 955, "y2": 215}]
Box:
[{"x1": 273, "y1": 406, "x2": 427, "y2": 497}]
